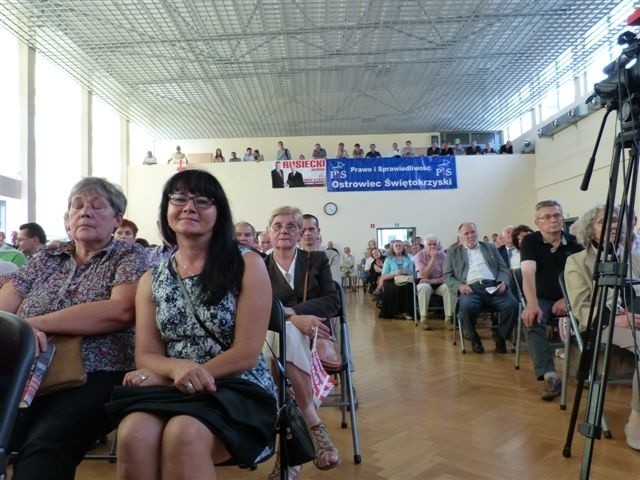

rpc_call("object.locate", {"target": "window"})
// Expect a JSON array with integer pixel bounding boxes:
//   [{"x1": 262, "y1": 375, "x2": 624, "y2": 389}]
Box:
[
  {"x1": 0, "y1": 26, "x2": 20, "y2": 179},
  {"x1": 92, "y1": 96, "x2": 122, "y2": 181}
]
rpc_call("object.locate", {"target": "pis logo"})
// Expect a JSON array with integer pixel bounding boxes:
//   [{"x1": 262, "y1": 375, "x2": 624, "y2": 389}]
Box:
[{"x1": 330, "y1": 161, "x2": 346, "y2": 179}]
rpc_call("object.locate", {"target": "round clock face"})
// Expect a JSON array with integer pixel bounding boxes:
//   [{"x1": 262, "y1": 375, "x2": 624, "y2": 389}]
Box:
[{"x1": 324, "y1": 202, "x2": 338, "y2": 215}]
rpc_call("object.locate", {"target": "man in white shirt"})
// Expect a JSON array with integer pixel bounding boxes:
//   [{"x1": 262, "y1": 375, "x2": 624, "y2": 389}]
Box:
[
  {"x1": 168, "y1": 146, "x2": 188, "y2": 165},
  {"x1": 389, "y1": 143, "x2": 401, "y2": 158},
  {"x1": 444, "y1": 222, "x2": 517, "y2": 354},
  {"x1": 242, "y1": 147, "x2": 255, "y2": 161}
]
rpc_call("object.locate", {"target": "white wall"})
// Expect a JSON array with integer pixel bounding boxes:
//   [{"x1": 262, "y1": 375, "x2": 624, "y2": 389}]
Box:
[
  {"x1": 527, "y1": 108, "x2": 638, "y2": 220},
  {"x1": 126, "y1": 153, "x2": 536, "y2": 251}
]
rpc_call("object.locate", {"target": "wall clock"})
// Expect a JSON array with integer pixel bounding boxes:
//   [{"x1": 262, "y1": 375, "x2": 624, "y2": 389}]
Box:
[{"x1": 323, "y1": 202, "x2": 338, "y2": 216}]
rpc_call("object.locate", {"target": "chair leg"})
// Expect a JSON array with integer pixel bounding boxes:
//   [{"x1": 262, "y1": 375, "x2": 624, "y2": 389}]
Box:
[{"x1": 515, "y1": 317, "x2": 522, "y2": 370}]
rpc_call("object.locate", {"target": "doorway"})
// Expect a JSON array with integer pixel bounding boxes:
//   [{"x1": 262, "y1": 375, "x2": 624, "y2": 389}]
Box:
[{"x1": 376, "y1": 227, "x2": 416, "y2": 249}]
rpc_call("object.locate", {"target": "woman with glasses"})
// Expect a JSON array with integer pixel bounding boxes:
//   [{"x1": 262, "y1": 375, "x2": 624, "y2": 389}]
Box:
[
  {"x1": 565, "y1": 204, "x2": 640, "y2": 451},
  {"x1": 265, "y1": 205, "x2": 341, "y2": 479},
  {"x1": 109, "y1": 170, "x2": 277, "y2": 479}
]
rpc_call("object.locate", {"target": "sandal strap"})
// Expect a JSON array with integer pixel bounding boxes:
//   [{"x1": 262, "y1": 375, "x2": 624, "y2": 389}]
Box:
[{"x1": 309, "y1": 423, "x2": 337, "y2": 456}]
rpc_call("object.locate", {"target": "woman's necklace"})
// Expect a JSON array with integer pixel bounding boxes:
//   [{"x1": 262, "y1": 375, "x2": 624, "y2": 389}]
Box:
[{"x1": 176, "y1": 252, "x2": 204, "y2": 277}]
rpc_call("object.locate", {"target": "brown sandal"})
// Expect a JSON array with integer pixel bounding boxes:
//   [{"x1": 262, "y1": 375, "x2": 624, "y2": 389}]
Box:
[{"x1": 309, "y1": 423, "x2": 340, "y2": 470}]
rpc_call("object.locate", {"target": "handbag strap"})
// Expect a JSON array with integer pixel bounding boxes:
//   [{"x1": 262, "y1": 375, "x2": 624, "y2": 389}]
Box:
[
  {"x1": 302, "y1": 250, "x2": 310, "y2": 302},
  {"x1": 171, "y1": 255, "x2": 230, "y2": 350}
]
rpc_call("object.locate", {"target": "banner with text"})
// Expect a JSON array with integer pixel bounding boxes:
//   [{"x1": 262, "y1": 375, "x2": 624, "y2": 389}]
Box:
[
  {"x1": 269, "y1": 159, "x2": 325, "y2": 189},
  {"x1": 325, "y1": 156, "x2": 457, "y2": 192}
]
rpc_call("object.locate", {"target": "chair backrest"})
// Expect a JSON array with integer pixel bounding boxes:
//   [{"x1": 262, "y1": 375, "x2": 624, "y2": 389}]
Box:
[{"x1": 0, "y1": 312, "x2": 36, "y2": 476}]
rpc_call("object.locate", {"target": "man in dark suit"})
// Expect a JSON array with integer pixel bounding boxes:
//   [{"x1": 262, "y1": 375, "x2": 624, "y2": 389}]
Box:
[
  {"x1": 287, "y1": 165, "x2": 305, "y2": 187},
  {"x1": 426, "y1": 141, "x2": 440, "y2": 156},
  {"x1": 444, "y1": 222, "x2": 518, "y2": 354},
  {"x1": 465, "y1": 141, "x2": 482, "y2": 155},
  {"x1": 271, "y1": 161, "x2": 286, "y2": 188}
]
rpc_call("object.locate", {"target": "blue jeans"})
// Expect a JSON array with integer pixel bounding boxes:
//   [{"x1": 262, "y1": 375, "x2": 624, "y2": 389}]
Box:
[
  {"x1": 457, "y1": 282, "x2": 518, "y2": 344},
  {"x1": 524, "y1": 298, "x2": 557, "y2": 379}
]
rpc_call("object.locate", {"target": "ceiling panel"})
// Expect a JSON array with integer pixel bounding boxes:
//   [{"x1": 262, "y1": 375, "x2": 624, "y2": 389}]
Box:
[{"x1": 0, "y1": 0, "x2": 633, "y2": 139}]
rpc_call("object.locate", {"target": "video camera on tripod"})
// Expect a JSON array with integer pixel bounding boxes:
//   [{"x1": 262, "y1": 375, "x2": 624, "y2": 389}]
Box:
[{"x1": 591, "y1": 31, "x2": 640, "y2": 128}]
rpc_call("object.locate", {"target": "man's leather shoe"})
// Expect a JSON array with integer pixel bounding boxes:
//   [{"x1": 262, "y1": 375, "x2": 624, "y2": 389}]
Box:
[
  {"x1": 495, "y1": 335, "x2": 507, "y2": 354},
  {"x1": 472, "y1": 342, "x2": 485, "y2": 354}
]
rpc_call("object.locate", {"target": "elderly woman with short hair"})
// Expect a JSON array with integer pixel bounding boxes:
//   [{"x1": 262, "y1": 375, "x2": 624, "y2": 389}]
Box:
[
  {"x1": 264, "y1": 205, "x2": 341, "y2": 479},
  {"x1": 0, "y1": 177, "x2": 147, "y2": 480},
  {"x1": 565, "y1": 204, "x2": 640, "y2": 451}
]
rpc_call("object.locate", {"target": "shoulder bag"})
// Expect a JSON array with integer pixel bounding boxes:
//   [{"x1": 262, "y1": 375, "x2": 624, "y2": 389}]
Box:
[{"x1": 39, "y1": 335, "x2": 87, "y2": 396}]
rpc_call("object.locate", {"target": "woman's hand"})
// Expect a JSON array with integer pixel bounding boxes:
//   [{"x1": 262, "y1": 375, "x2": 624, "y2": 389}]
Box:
[
  {"x1": 32, "y1": 328, "x2": 47, "y2": 356},
  {"x1": 169, "y1": 358, "x2": 217, "y2": 394},
  {"x1": 290, "y1": 314, "x2": 332, "y2": 339},
  {"x1": 122, "y1": 369, "x2": 172, "y2": 387},
  {"x1": 614, "y1": 312, "x2": 640, "y2": 329}
]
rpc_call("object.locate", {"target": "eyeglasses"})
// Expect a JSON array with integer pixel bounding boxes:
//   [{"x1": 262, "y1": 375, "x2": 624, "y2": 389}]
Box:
[
  {"x1": 270, "y1": 223, "x2": 300, "y2": 232},
  {"x1": 168, "y1": 193, "x2": 215, "y2": 209},
  {"x1": 537, "y1": 213, "x2": 563, "y2": 221}
]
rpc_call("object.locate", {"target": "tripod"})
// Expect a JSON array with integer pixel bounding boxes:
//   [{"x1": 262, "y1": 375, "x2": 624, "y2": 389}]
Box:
[{"x1": 562, "y1": 123, "x2": 640, "y2": 479}]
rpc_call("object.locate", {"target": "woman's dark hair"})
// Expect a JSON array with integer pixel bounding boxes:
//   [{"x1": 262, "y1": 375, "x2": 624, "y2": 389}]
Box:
[
  {"x1": 159, "y1": 170, "x2": 243, "y2": 305},
  {"x1": 512, "y1": 224, "x2": 534, "y2": 250}
]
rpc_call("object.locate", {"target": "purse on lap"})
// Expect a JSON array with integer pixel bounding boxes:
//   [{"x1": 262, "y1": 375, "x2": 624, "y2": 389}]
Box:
[{"x1": 39, "y1": 335, "x2": 87, "y2": 396}]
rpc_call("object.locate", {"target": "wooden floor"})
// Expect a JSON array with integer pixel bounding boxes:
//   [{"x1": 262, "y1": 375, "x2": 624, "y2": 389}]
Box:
[{"x1": 60, "y1": 290, "x2": 639, "y2": 479}]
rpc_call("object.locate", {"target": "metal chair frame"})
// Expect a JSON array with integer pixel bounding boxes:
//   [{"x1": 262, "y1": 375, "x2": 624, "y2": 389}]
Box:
[{"x1": 320, "y1": 282, "x2": 362, "y2": 464}]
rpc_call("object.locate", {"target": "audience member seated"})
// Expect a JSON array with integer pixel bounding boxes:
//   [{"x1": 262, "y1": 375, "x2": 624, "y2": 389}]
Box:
[
  {"x1": 369, "y1": 248, "x2": 385, "y2": 295},
  {"x1": 16, "y1": 222, "x2": 47, "y2": 259},
  {"x1": 499, "y1": 141, "x2": 513, "y2": 154},
  {"x1": 243, "y1": 147, "x2": 255, "y2": 161},
  {"x1": 213, "y1": 148, "x2": 225, "y2": 162},
  {"x1": 520, "y1": 200, "x2": 583, "y2": 400},
  {"x1": 340, "y1": 246, "x2": 357, "y2": 291},
  {"x1": 168, "y1": 145, "x2": 188, "y2": 165},
  {"x1": 264, "y1": 206, "x2": 341, "y2": 478},
  {"x1": 440, "y1": 140, "x2": 454, "y2": 155},
  {"x1": 229, "y1": 151, "x2": 240, "y2": 162},
  {"x1": 520, "y1": 139, "x2": 535, "y2": 154},
  {"x1": 234, "y1": 221, "x2": 257, "y2": 248},
  {"x1": 359, "y1": 248, "x2": 374, "y2": 291},
  {"x1": 368, "y1": 239, "x2": 378, "y2": 250},
  {"x1": 352, "y1": 143, "x2": 364, "y2": 158},
  {"x1": 483, "y1": 142, "x2": 497, "y2": 154},
  {"x1": 509, "y1": 224, "x2": 534, "y2": 269},
  {"x1": 0, "y1": 230, "x2": 26, "y2": 267},
  {"x1": 300, "y1": 214, "x2": 341, "y2": 284},
  {"x1": 258, "y1": 230, "x2": 273, "y2": 253},
  {"x1": 115, "y1": 218, "x2": 138, "y2": 246},
  {"x1": 336, "y1": 142, "x2": 349, "y2": 158},
  {"x1": 312, "y1": 143, "x2": 327, "y2": 159},
  {"x1": 426, "y1": 141, "x2": 440, "y2": 156},
  {"x1": 401, "y1": 140, "x2": 415, "y2": 157},
  {"x1": 454, "y1": 142, "x2": 465, "y2": 155},
  {"x1": 376, "y1": 240, "x2": 415, "y2": 320},
  {"x1": 465, "y1": 141, "x2": 482, "y2": 155},
  {"x1": 389, "y1": 142, "x2": 401, "y2": 158},
  {"x1": 143, "y1": 150, "x2": 157, "y2": 165},
  {"x1": 415, "y1": 234, "x2": 453, "y2": 330},
  {"x1": 564, "y1": 204, "x2": 640, "y2": 450},
  {"x1": 443, "y1": 222, "x2": 517, "y2": 354},
  {"x1": 497, "y1": 225, "x2": 515, "y2": 269},
  {"x1": 253, "y1": 149, "x2": 265, "y2": 162},
  {"x1": 109, "y1": 170, "x2": 277, "y2": 479},
  {"x1": 0, "y1": 177, "x2": 147, "y2": 479},
  {"x1": 365, "y1": 144, "x2": 382, "y2": 158}
]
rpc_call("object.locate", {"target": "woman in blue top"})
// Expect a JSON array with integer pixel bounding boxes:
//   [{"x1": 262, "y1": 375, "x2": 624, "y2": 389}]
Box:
[
  {"x1": 108, "y1": 170, "x2": 277, "y2": 479},
  {"x1": 378, "y1": 240, "x2": 415, "y2": 319}
]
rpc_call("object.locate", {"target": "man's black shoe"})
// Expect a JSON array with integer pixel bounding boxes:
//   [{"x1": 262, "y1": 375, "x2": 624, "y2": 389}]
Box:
[
  {"x1": 495, "y1": 335, "x2": 507, "y2": 354},
  {"x1": 472, "y1": 342, "x2": 485, "y2": 354}
]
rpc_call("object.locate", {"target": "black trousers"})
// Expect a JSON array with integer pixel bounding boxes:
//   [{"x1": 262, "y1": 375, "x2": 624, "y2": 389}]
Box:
[{"x1": 10, "y1": 371, "x2": 125, "y2": 480}]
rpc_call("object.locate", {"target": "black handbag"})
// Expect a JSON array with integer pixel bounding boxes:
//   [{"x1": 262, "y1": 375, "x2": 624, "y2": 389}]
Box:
[{"x1": 280, "y1": 394, "x2": 315, "y2": 466}]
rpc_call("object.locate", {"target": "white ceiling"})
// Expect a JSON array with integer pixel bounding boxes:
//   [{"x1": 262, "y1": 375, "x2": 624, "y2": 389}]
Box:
[{"x1": 0, "y1": 0, "x2": 632, "y2": 139}]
